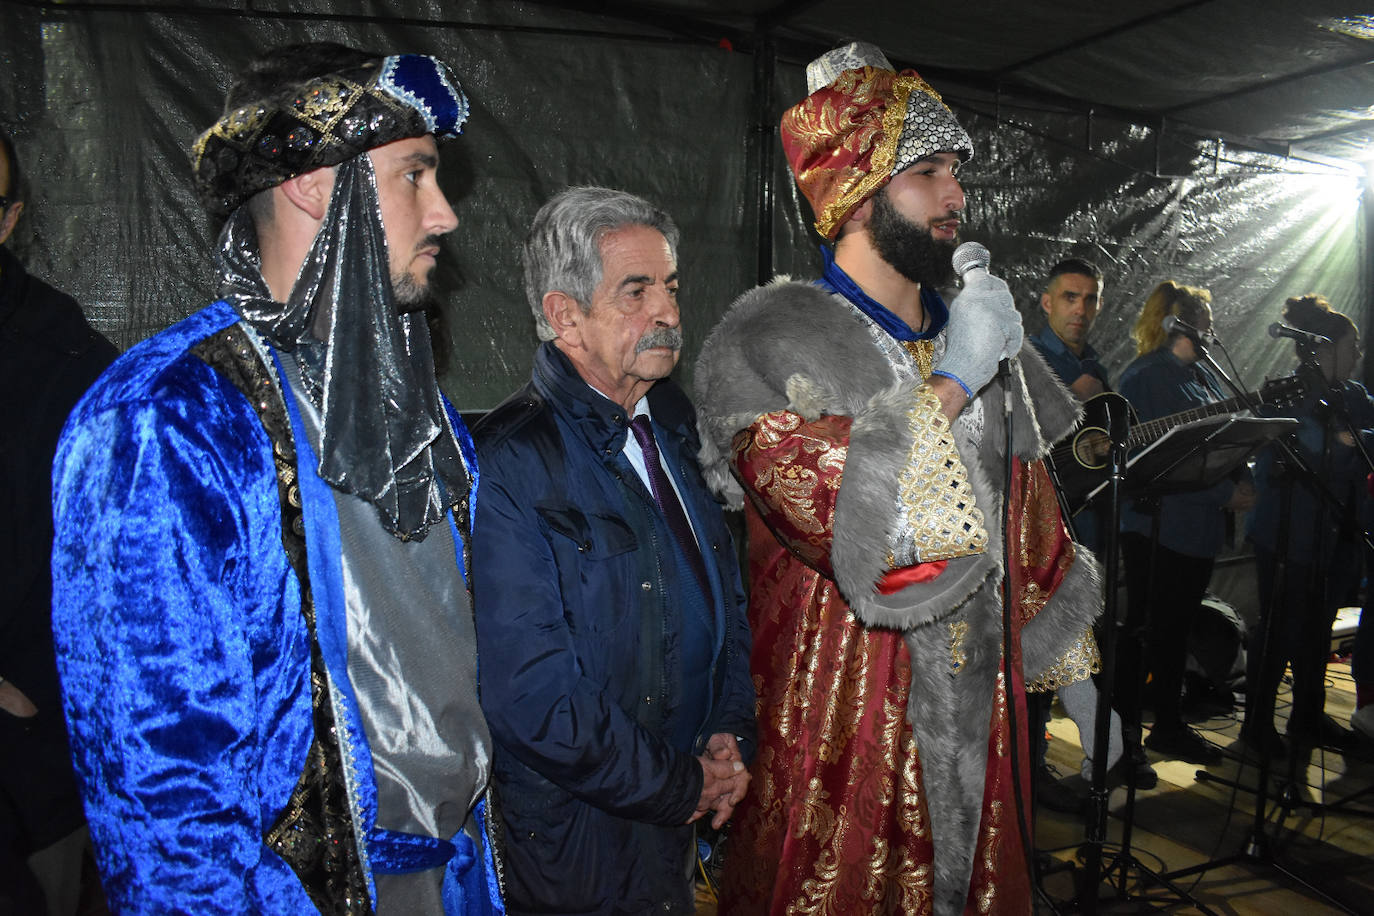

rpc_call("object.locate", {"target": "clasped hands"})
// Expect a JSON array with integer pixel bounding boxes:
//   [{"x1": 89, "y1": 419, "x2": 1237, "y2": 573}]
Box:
[{"x1": 690, "y1": 732, "x2": 749, "y2": 829}]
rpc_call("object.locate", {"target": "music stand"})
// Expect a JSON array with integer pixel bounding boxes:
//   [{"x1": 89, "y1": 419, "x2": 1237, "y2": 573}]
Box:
[
  {"x1": 1079, "y1": 414, "x2": 1293, "y2": 914},
  {"x1": 1130, "y1": 416, "x2": 1294, "y2": 496}
]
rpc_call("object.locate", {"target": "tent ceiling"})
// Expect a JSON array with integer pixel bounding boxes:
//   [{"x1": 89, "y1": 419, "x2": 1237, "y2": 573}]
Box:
[
  {"x1": 530, "y1": 0, "x2": 1374, "y2": 169},
  {"x1": 19, "y1": 1, "x2": 1372, "y2": 166}
]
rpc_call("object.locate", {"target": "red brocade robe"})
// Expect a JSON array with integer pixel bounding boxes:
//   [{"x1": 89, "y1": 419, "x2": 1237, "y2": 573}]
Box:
[
  {"x1": 693, "y1": 280, "x2": 1100, "y2": 916},
  {"x1": 723, "y1": 416, "x2": 1076, "y2": 914}
]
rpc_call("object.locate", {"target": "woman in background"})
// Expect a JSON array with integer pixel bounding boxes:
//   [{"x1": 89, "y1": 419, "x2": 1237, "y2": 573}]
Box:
[
  {"x1": 1244, "y1": 294, "x2": 1373, "y2": 755},
  {"x1": 1116, "y1": 281, "x2": 1255, "y2": 779}
]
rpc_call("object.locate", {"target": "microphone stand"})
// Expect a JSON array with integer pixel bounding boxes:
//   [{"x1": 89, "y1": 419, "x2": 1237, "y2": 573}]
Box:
[
  {"x1": 1192, "y1": 335, "x2": 1260, "y2": 413},
  {"x1": 1078, "y1": 393, "x2": 1142, "y2": 913},
  {"x1": 995, "y1": 358, "x2": 1059, "y2": 914},
  {"x1": 1079, "y1": 328, "x2": 1235, "y2": 912},
  {"x1": 1082, "y1": 489, "x2": 1221, "y2": 913}
]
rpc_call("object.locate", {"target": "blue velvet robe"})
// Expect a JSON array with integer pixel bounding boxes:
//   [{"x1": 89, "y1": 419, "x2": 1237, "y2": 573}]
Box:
[{"x1": 50, "y1": 300, "x2": 502, "y2": 914}]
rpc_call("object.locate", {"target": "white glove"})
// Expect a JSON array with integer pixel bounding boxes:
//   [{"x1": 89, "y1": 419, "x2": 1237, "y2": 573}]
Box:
[{"x1": 933, "y1": 268, "x2": 1024, "y2": 395}]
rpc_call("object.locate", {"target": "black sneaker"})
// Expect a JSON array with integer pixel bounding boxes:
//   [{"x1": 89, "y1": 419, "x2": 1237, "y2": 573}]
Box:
[
  {"x1": 1238, "y1": 724, "x2": 1288, "y2": 759},
  {"x1": 1119, "y1": 742, "x2": 1158, "y2": 790},
  {"x1": 1181, "y1": 679, "x2": 1237, "y2": 720},
  {"x1": 1035, "y1": 765, "x2": 1088, "y2": 815},
  {"x1": 1287, "y1": 714, "x2": 1358, "y2": 753},
  {"x1": 1145, "y1": 723, "x2": 1223, "y2": 765}
]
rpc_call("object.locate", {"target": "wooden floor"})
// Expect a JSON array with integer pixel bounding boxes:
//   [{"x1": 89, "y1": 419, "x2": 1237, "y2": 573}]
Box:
[
  {"x1": 1035, "y1": 659, "x2": 1374, "y2": 915},
  {"x1": 696, "y1": 659, "x2": 1374, "y2": 914}
]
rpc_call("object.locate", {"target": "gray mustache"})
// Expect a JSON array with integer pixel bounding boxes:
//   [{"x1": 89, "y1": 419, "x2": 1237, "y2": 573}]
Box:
[{"x1": 636, "y1": 327, "x2": 683, "y2": 353}]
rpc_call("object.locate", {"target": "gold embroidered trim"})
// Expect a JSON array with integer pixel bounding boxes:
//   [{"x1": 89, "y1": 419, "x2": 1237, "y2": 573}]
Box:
[
  {"x1": 949, "y1": 620, "x2": 969, "y2": 673},
  {"x1": 1019, "y1": 579, "x2": 1050, "y2": 621},
  {"x1": 993, "y1": 670, "x2": 1008, "y2": 759},
  {"x1": 1025, "y1": 628, "x2": 1102, "y2": 693},
  {"x1": 976, "y1": 800, "x2": 1003, "y2": 913},
  {"x1": 1018, "y1": 462, "x2": 1072, "y2": 571},
  {"x1": 813, "y1": 71, "x2": 915, "y2": 238},
  {"x1": 192, "y1": 326, "x2": 372, "y2": 914},
  {"x1": 893, "y1": 385, "x2": 987, "y2": 563}
]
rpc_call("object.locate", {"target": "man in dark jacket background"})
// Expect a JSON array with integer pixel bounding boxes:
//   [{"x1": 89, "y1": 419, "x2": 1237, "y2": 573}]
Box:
[
  {"x1": 0, "y1": 125, "x2": 116, "y2": 916},
  {"x1": 472, "y1": 186, "x2": 754, "y2": 914}
]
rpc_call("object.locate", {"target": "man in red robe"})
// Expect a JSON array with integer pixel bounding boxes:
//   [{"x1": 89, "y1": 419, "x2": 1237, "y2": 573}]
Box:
[{"x1": 694, "y1": 42, "x2": 1103, "y2": 915}]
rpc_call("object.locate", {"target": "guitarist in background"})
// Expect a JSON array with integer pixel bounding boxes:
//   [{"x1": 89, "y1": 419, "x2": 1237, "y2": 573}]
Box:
[
  {"x1": 1032, "y1": 257, "x2": 1110, "y2": 401},
  {"x1": 1243, "y1": 294, "x2": 1371, "y2": 757},
  {"x1": 1029, "y1": 259, "x2": 1125, "y2": 810},
  {"x1": 1033, "y1": 258, "x2": 1115, "y2": 551},
  {"x1": 1117, "y1": 281, "x2": 1255, "y2": 778}
]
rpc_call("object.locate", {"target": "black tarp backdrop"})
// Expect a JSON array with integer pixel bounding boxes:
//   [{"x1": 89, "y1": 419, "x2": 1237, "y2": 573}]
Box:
[{"x1": 1, "y1": 1, "x2": 1368, "y2": 411}]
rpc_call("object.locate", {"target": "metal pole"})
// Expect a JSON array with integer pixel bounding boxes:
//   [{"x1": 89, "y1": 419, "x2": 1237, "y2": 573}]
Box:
[{"x1": 751, "y1": 29, "x2": 776, "y2": 285}]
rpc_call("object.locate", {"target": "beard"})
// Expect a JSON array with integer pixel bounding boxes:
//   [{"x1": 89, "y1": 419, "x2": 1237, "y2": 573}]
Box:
[
  {"x1": 391, "y1": 234, "x2": 444, "y2": 313},
  {"x1": 868, "y1": 188, "x2": 958, "y2": 289},
  {"x1": 392, "y1": 270, "x2": 430, "y2": 311}
]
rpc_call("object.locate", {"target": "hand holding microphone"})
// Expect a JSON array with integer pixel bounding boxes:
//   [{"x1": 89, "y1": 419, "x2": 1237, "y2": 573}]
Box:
[{"x1": 934, "y1": 241, "x2": 1024, "y2": 396}]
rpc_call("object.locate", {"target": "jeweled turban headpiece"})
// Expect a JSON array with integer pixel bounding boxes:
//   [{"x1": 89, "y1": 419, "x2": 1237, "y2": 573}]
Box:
[
  {"x1": 193, "y1": 54, "x2": 469, "y2": 217},
  {"x1": 202, "y1": 49, "x2": 473, "y2": 541},
  {"x1": 781, "y1": 41, "x2": 973, "y2": 239}
]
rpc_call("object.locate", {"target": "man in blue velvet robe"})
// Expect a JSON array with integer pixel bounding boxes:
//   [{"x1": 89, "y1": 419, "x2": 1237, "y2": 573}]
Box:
[{"x1": 50, "y1": 43, "x2": 503, "y2": 914}]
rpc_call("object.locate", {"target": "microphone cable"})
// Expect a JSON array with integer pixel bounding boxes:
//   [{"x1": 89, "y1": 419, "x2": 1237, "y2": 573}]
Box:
[{"x1": 995, "y1": 358, "x2": 1061, "y2": 914}]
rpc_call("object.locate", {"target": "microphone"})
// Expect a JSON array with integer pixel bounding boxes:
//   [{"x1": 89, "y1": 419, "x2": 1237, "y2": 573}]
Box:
[
  {"x1": 950, "y1": 241, "x2": 1012, "y2": 387},
  {"x1": 1268, "y1": 322, "x2": 1330, "y2": 347},
  {"x1": 952, "y1": 241, "x2": 990, "y2": 280},
  {"x1": 1161, "y1": 314, "x2": 1208, "y2": 346}
]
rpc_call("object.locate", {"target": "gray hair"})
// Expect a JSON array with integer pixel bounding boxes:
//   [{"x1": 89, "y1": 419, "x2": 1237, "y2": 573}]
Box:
[{"x1": 523, "y1": 186, "x2": 680, "y2": 341}]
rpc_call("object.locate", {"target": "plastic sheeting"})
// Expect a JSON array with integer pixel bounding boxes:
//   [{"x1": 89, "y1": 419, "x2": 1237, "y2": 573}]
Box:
[
  {"x1": 952, "y1": 106, "x2": 1368, "y2": 397},
  {"x1": 2, "y1": 3, "x2": 758, "y2": 409},
  {"x1": 1, "y1": 1, "x2": 1367, "y2": 410}
]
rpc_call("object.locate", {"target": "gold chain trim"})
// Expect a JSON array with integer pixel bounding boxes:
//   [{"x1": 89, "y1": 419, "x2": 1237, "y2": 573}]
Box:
[
  {"x1": 1025, "y1": 628, "x2": 1102, "y2": 693},
  {"x1": 899, "y1": 339, "x2": 935, "y2": 379}
]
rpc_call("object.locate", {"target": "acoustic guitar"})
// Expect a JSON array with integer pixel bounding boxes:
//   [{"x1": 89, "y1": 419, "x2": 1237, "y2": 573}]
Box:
[{"x1": 1047, "y1": 374, "x2": 1307, "y2": 514}]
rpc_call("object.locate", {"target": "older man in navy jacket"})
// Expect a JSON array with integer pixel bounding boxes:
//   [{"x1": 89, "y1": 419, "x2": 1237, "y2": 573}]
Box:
[{"x1": 471, "y1": 187, "x2": 754, "y2": 915}]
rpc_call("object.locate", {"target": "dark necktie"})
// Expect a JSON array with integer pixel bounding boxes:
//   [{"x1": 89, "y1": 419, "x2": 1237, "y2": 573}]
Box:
[{"x1": 629, "y1": 415, "x2": 710, "y2": 594}]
